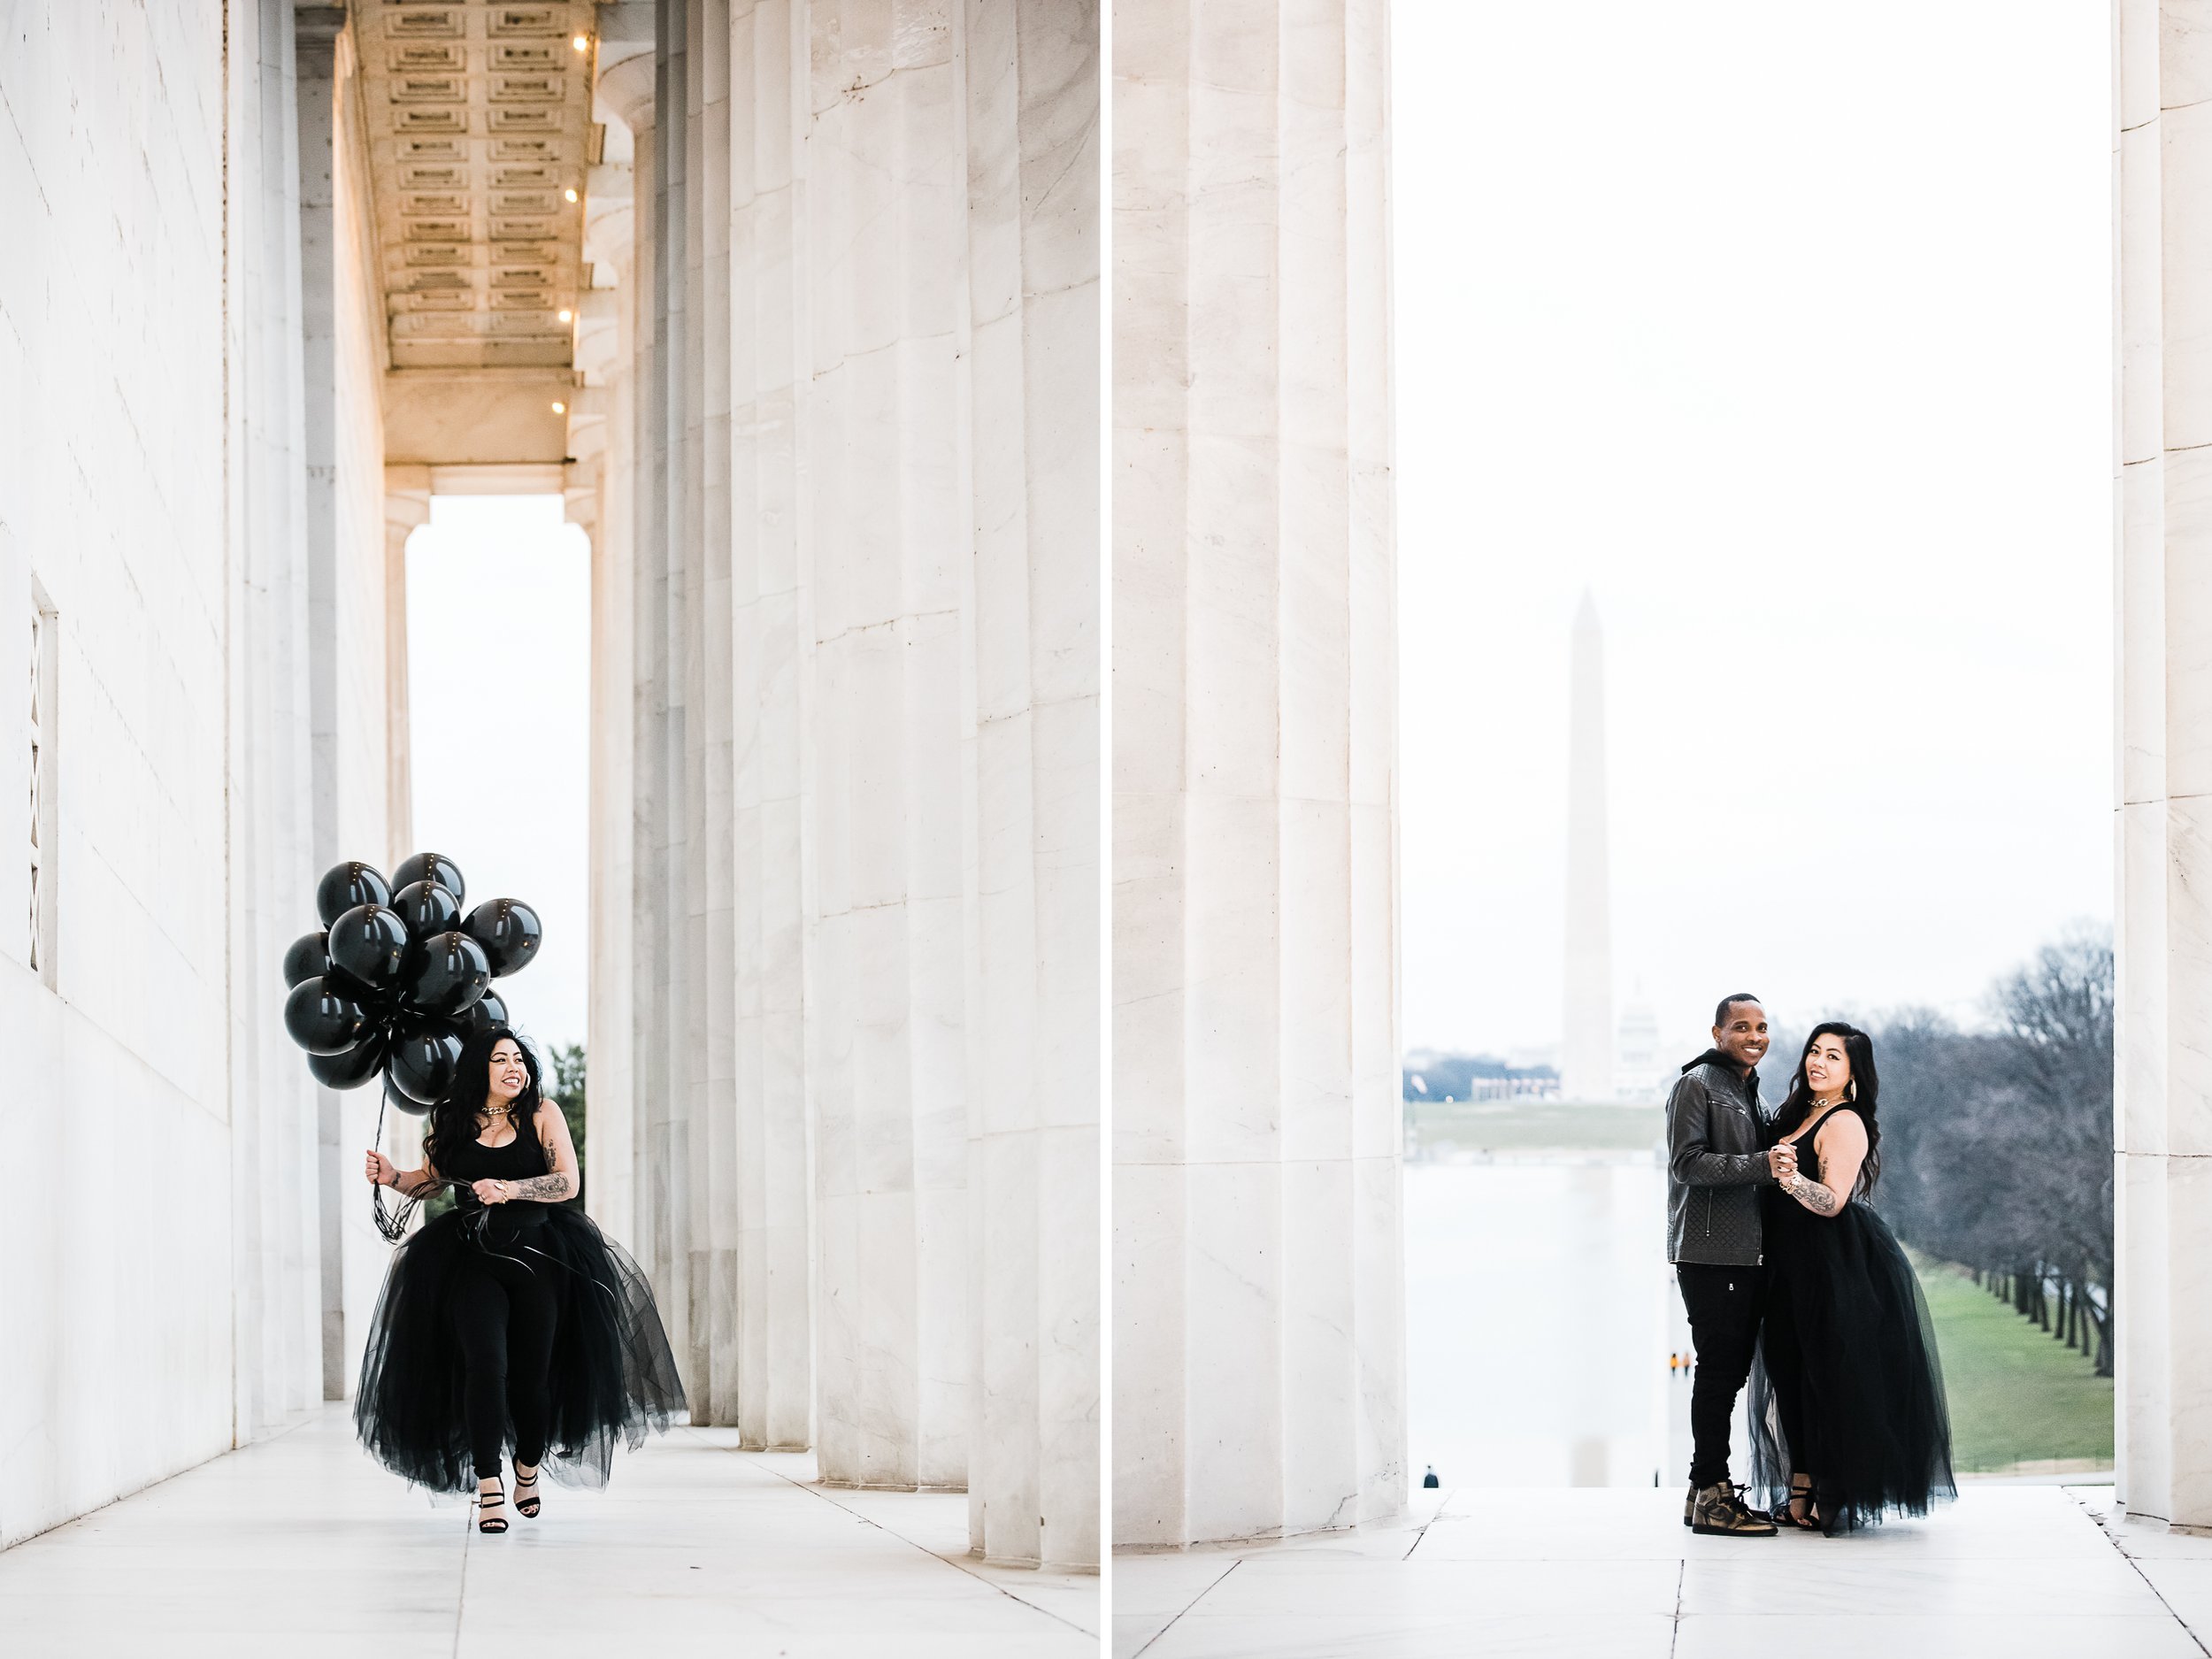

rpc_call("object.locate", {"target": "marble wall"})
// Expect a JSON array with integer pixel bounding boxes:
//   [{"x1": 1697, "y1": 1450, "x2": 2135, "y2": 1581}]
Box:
[
  {"x1": 2115, "y1": 0, "x2": 2212, "y2": 1531},
  {"x1": 0, "y1": 0, "x2": 330, "y2": 1544},
  {"x1": 595, "y1": 0, "x2": 1101, "y2": 1568},
  {"x1": 1112, "y1": 0, "x2": 1405, "y2": 1549}
]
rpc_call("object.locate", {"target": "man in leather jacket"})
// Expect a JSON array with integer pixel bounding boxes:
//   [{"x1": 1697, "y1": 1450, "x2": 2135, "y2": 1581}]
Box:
[{"x1": 1668, "y1": 993, "x2": 1797, "y2": 1536}]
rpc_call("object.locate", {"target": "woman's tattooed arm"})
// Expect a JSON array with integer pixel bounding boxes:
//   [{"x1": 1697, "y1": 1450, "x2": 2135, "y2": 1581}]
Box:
[
  {"x1": 507, "y1": 1173, "x2": 573, "y2": 1202},
  {"x1": 1788, "y1": 1176, "x2": 1842, "y2": 1216}
]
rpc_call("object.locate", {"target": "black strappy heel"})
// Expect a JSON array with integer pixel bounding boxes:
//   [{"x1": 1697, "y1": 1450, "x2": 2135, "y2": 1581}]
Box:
[
  {"x1": 477, "y1": 1481, "x2": 508, "y2": 1534},
  {"x1": 514, "y1": 1465, "x2": 541, "y2": 1518},
  {"x1": 1777, "y1": 1474, "x2": 1821, "y2": 1531}
]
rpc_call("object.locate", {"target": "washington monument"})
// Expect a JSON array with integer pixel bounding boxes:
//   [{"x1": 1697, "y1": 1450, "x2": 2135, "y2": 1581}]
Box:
[{"x1": 1562, "y1": 593, "x2": 1616, "y2": 1101}]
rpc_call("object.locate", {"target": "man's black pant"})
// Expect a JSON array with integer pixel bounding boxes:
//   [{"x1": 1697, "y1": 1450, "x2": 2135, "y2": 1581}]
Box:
[{"x1": 1676, "y1": 1261, "x2": 1763, "y2": 1490}]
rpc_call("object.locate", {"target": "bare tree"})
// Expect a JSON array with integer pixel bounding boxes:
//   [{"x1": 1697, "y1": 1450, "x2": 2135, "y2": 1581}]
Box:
[{"x1": 1862, "y1": 926, "x2": 2115, "y2": 1374}]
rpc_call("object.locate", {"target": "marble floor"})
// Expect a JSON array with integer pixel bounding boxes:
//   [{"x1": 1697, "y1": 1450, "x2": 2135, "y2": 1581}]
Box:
[
  {"x1": 0, "y1": 1405, "x2": 1099, "y2": 1658},
  {"x1": 1116, "y1": 1484, "x2": 2212, "y2": 1658}
]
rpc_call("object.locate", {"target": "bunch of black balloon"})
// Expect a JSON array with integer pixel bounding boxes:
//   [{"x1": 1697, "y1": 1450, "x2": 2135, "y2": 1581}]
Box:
[{"x1": 280, "y1": 853, "x2": 542, "y2": 1117}]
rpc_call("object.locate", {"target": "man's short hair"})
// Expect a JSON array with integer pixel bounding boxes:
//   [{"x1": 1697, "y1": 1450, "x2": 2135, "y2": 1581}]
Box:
[{"x1": 1714, "y1": 993, "x2": 1763, "y2": 1028}]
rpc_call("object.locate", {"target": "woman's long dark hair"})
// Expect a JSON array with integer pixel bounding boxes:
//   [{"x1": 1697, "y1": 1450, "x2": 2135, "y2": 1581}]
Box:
[
  {"x1": 423, "y1": 1025, "x2": 541, "y2": 1170},
  {"x1": 1771, "y1": 1020, "x2": 1883, "y2": 1197}
]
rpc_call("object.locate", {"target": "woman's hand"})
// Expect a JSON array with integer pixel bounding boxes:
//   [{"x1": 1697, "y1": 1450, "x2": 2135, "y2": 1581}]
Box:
[
  {"x1": 472, "y1": 1179, "x2": 514, "y2": 1205},
  {"x1": 366, "y1": 1150, "x2": 397, "y2": 1187}
]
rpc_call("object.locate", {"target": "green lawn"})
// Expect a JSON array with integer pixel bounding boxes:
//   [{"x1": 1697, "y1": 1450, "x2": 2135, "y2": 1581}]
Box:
[{"x1": 1910, "y1": 1254, "x2": 2113, "y2": 1473}]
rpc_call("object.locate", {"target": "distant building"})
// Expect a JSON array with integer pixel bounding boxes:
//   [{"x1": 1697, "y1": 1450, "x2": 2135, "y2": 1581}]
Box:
[
  {"x1": 1402, "y1": 1050, "x2": 1562, "y2": 1102},
  {"x1": 1616, "y1": 999, "x2": 1664, "y2": 1102}
]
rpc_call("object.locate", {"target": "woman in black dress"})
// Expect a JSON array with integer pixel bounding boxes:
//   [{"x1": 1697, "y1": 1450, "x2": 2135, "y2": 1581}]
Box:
[
  {"x1": 1749, "y1": 1022, "x2": 1955, "y2": 1533},
  {"x1": 358, "y1": 1028, "x2": 684, "y2": 1532}
]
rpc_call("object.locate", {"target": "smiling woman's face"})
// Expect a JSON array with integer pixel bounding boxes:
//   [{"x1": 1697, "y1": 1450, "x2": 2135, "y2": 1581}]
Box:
[
  {"x1": 1803, "y1": 1033, "x2": 1851, "y2": 1100},
  {"x1": 488, "y1": 1039, "x2": 529, "y2": 1106}
]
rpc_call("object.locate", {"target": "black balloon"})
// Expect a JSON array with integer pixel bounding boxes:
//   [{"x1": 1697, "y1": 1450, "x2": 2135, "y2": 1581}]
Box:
[
  {"x1": 390, "y1": 878, "x2": 462, "y2": 941},
  {"x1": 316, "y1": 861, "x2": 391, "y2": 926},
  {"x1": 306, "y1": 1027, "x2": 391, "y2": 1090},
  {"x1": 463, "y1": 899, "x2": 542, "y2": 977},
  {"x1": 404, "y1": 931, "x2": 491, "y2": 1016},
  {"x1": 282, "y1": 929, "x2": 331, "y2": 989},
  {"x1": 464, "y1": 987, "x2": 511, "y2": 1037},
  {"x1": 284, "y1": 977, "x2": 371, "y2": 1056},
  {"x1": 393, "y1": 851, "x2": 465, "y2": 908},
  {"x1": 388, "y1": 1017, "x2": 465, "y2": 1104},
  {"x1": 383, "y1": 1069, "x2": 432, "y2": 1118},
  {"x1": 328, "y1": 903, "x2": 411, "y2": 989}
]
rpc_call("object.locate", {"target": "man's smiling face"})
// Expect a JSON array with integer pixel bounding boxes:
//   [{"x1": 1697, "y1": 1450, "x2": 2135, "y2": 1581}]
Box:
[{"x1": 1713, "y1": 1001, "x2": 1770, "y2": 1071}]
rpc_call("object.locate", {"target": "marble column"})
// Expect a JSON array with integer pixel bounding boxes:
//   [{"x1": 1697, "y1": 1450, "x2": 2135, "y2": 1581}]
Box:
[
  {"x1": 227, "y1": 0, "x2": 324, "y2": 1440},
  {"x1": 296, "y1": 7, "x2": 347, "y2": 1404},
  {"x1": 631, "y1": 0, "x2": 693, "y2": 1369},
  {"x1": 685, "y1": 0, "x2": 742, "y2": 1427},
  {"x1": 805, "y1": 0, "x2": 974, "y2": 1494},
  {"x1": 727, "y1": 0, "x2": 816, "y2": 1453},
  {"x1": 957, "y1": 0, "x2": 1101, "y2": 1569},
  {"x1": 588, "y1": 39, "x2": 652, "y2": 1254},
  {"x1": 380, "y1": 470, "x2": 430, "y2": 1222},
  {"x1": 383, "y1": 490, "x2": 417, "y2": 864},
  {"x1": 2115, "y1": 0, "x2": 2212, "y2": 1529},
  {"x1": 1113, "y1": 0, "x2": 1404, "y2": 1548},
  {"x1": 597, "y1": 0, "x2": 1102, "y2": 1556}
]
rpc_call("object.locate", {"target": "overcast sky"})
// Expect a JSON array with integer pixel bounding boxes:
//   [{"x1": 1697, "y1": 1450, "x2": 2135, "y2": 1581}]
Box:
[
  {"x1": 1394, "y1": 2, "x2": 2112, "y2": 1061},
  {"x1": 406, "y1": 495, "x2": 591, "y2": 1057}
]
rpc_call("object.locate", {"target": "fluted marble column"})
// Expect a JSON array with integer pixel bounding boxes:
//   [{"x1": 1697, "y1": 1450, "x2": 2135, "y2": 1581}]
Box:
[
  {"x1": 2116, "y1": 0, "x2": 2212, "y2": 1529},
  {"x1": 1113, "y1": 0, "x2": 1404, "y2": 1548},
  {"x1": 728, "y1": 0, "x2": 816, "y2": 1453},
  {"x1": 805, "y1": 0, "x2": 974, "y2": 1493},
  {"x1": 598, "y1": 0, "x2": 1101, "y2": 1560},
  {"x1": 588, "y1": 36, "x2": 652, "y2": 1254},
  {"x1": 630, "y1": 14, "x2": 692, "y2": 1360},
  {"x1": 958, "y1": 0, "x2": 1101, "y2": 1568}
]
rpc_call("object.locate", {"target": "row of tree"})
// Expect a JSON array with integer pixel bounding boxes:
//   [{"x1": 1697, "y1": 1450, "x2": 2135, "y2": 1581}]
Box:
[{"x1": 1832, "y1": 928, "x2": 2115, "y2": 1374}]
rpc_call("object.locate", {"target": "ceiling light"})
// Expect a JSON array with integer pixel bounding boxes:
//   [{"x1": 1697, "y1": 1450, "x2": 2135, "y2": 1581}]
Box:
[
  {"x1": 565, "y1": 187, "x2": 580, "y2": 204},
  {"x1": 551, "y1": 401, "x2": 566, "y2": 415},
  {"x1": 572, "y1": 35, "x2": 589, "y2": 53},
  {"x1": 557, "y1": 309, "x2": 572, "y2": 323}
]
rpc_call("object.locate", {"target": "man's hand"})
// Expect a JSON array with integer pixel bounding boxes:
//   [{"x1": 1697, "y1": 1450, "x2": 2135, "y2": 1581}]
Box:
[{"x1": 1767, "y1": 1144, "x2": 1798, "y2": 1181}]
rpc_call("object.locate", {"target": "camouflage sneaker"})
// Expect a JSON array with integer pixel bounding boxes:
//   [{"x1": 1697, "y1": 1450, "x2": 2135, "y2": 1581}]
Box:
[
  {"x1": 1684, "y1": 1483, "x2": 1697, "y2": 1527},
  {"x1": 1691, "y1": 1482, "x2": 1777, "y2": 1537}
]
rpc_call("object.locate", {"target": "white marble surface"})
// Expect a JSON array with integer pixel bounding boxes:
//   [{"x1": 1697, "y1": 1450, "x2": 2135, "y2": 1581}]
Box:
[
  {"x1": 0, "y1": 1405, "x2": 1097, "y2": 1657},
  {"x1": 2115, "y1": 0, "x2": 2212, "y2": 1532},
  {"x1": 959, "y1": 0, "x2": 1102, "y2": 1571},
  {"x1": 1116, "y1": 1486, "x2": 2203, "y2": 1659},
  {"x1": 0, "y1": 0, "x2": 326, "y2": 1544},
  {"x1": 585, "y1": 0, "x2": 1100, "y2": 1564},
  {"x1": 1112, "y1": 0, "x2": 1402, "y2": 1551}
]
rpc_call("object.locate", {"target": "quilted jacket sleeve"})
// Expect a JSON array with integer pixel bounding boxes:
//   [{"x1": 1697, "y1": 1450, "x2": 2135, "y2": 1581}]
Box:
[{"x1": 1666, "y1": 1068, "x2": 1773, "y2": 1188}]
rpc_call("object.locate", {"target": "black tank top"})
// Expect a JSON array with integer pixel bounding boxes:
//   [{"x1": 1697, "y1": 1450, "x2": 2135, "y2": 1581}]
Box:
[{"x1": 435, "y1": 1118, "x2": 553, "y2": 1229}]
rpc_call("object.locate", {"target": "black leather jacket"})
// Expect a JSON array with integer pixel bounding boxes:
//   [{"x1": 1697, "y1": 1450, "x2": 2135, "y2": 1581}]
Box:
[{"x1": 1666, "y1": 1051, "x2": 1775, "y2": 1265}]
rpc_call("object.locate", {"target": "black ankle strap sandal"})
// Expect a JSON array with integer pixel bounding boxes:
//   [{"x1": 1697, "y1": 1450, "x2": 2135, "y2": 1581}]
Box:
[
  {"x1": 514, "y1": 1468, "x2": 540, "y2": 1518},
  {"x1": 477, "y1": 1483, "x2": 508, "y2": 1534},
  {"x1": 1777, "y1": 1476, "x2": 1821, "y2": 1531}
]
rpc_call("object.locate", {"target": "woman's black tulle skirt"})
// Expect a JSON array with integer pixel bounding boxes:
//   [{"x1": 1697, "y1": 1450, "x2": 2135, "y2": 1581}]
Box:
[
  {"x1": 1747, "y1": 1196, "x2": 1955, "y2": 1532},
  {"x1": 354, "y1": 1204, "x2": 687, "y2": 1494}
]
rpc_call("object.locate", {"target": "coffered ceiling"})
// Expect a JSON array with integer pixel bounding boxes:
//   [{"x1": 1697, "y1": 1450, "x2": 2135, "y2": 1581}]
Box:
[{"x1": 356, "y1": 2, "x2": 600, "y2": 373}]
